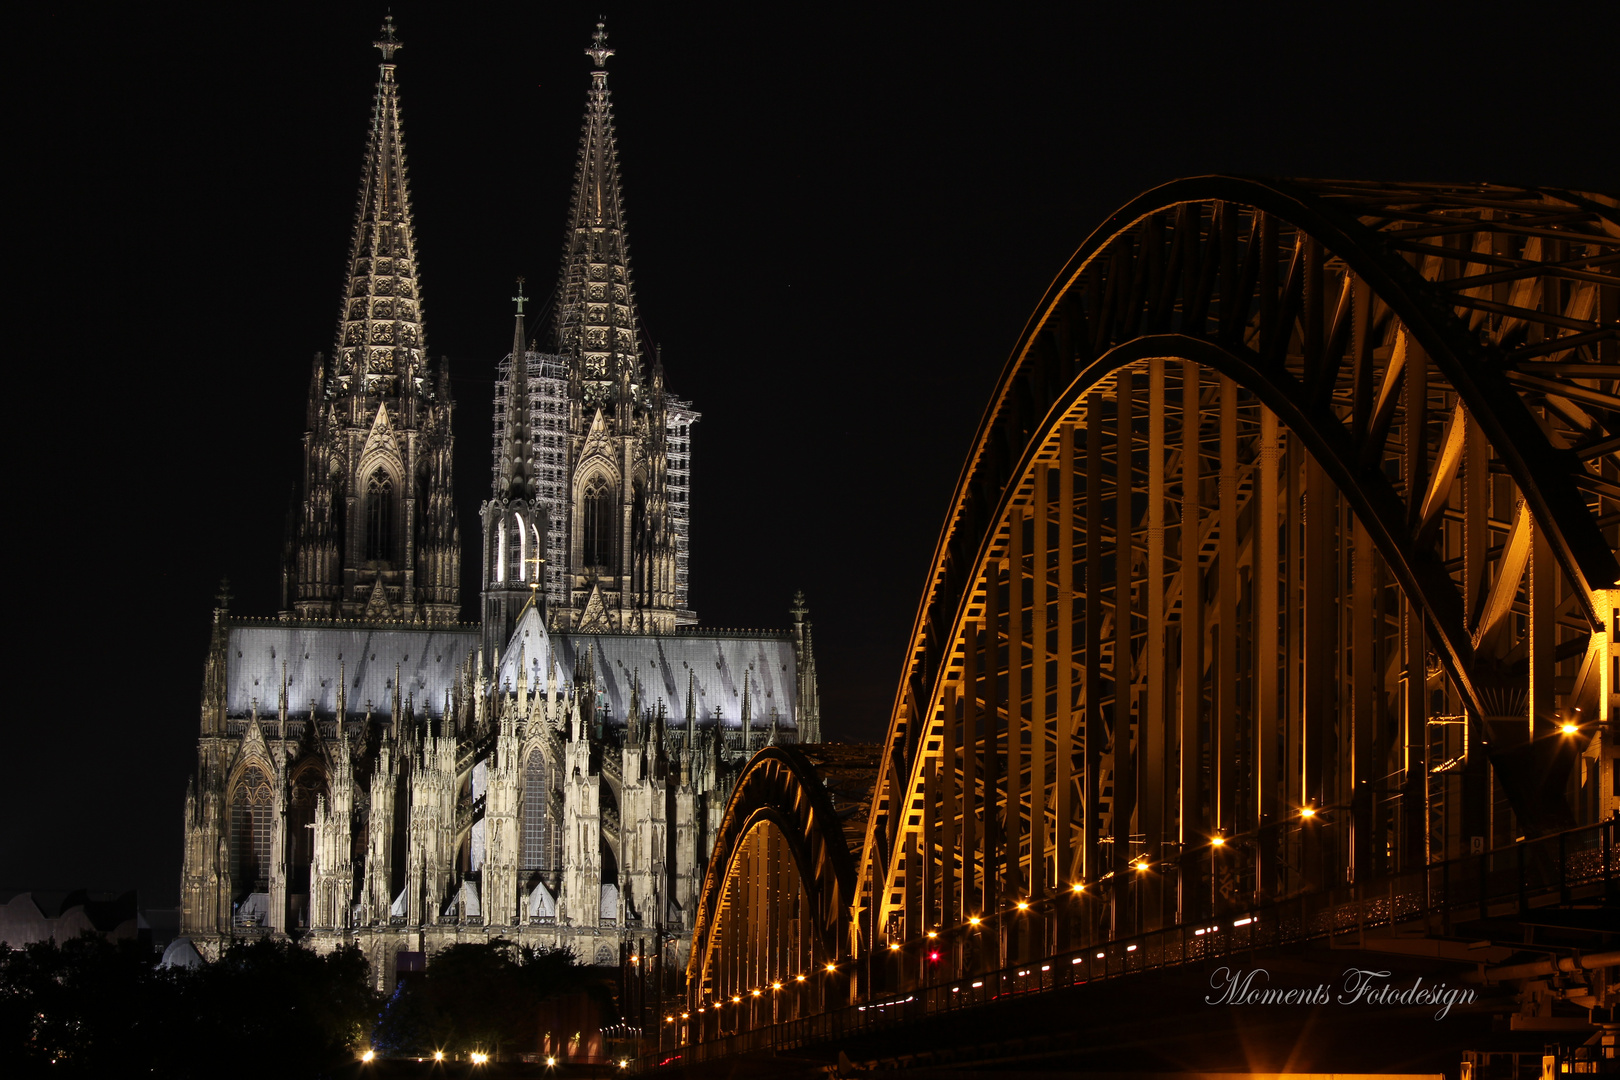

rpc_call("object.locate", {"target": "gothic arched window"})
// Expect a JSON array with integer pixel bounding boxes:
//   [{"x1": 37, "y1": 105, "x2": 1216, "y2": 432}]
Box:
[
  {"x1": 230, "y1": 766, "x2": 273, "y2": 895},
  {"x1": 521, "y1": 751, "x2": 551, "y2": 872},
  {"x1": 582, "y1": 475, "x2": 614, "y2": 569},
  {"x1": 365, "y1": 468, "x2": 394, "y2": 562}
]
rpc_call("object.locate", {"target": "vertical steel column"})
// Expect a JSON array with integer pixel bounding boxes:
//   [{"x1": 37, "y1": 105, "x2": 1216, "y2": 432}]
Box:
[
  {"x1": 1461, "y1": 414, "x2": 1491, "y2": 847},
  {"x1": 1351, "y1": 519, "x2": 1376, "y2": 883},
  {"x1": 1031, "y1": 467, "x2": 1049, "y2": 900},
  {"x1": 942, "y1": 681, "x2": 959, "y2": 926},
  {"x1": 922, "y1": 764, "x2": 938, "y2": 939},
  {"x1": 1216, "y1": 376, "x2": 1238, "y2": 841},
  {"x1": 1084, "y1": 396, "x2": 1105, "y2": 890},
  {"x1": 1007, "y1": 508, "x2": 1025, "y2": 902},
  {"x1": 1179, "y1": 363, "x2": 1206, "y2": 920},
  {"x1": 1142, "y1": 360, "x2": 1167, "y2": 927},
  {"x1": 1255, "y1": 408, "x2": 1280, "y2": 898},
  {"x1": 963, "y1": 612, "x2": 979, "y2": 917},
  {"x1": 1401, "y1": 330, "x2": 1429, "y2": 871},
  {"x1": 1058, "y1": 426, "x2": 1075, "y2": 893},
  {"x1": 1113, "y1": 374, "x2": 1136, "y2": 935},
  {"x1": 981, "y1": 568, "x2": 1000, "y2": 920}
]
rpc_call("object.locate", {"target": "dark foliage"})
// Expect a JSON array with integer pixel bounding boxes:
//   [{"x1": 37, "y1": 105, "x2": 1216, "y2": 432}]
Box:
[
  {"x1": 0, "y1": 934, "x2": 376, "y2": 1079},
  {"x1": 373, "y1": 939, "x2": 606, "y2": 1060}
]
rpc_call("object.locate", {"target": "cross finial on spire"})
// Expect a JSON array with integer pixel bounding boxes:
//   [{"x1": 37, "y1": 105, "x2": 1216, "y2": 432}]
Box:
[
  {"x1": 513, "y1": 276, "x2": 529, "y2": 314},
  {"x1": 586, "y1": 20, "x2": 614, "y2": 68},
  {"x1": 375, "y1": 14, "x2": 402, "y2": 61}
]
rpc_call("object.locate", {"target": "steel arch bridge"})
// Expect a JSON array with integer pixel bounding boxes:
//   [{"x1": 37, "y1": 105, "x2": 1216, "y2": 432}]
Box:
[
  {"x1": 684, "y1": 745, "x2": 863, "y2": 1032},
  {"x1": 681, "y1": 177, "x2": 1619, "y2": 1050}
]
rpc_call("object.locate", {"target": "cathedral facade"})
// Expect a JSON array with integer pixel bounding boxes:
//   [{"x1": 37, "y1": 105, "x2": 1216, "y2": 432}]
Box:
[{"x1": 178, "y1": 20, "x2": 820, "y2": 985}]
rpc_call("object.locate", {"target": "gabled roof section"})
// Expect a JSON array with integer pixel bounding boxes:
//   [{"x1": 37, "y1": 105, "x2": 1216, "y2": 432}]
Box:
[
  {"x1": 555, "y1": 21, "x2": 642, "y2": 385},
  {"x1": 335, "y1": 15, "x2": 426, "y2": 392},
  {"x1": 496, "y1": 600, "x2": 552, "y2": 690}
]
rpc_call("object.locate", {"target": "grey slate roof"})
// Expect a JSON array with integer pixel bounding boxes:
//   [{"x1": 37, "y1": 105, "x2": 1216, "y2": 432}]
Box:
[
  {"x1": 497, "y1": 605, "x2": 800, "y2": 730},
  {"x1": 224, "y1": 624, "x2": 479, "y2": 719},
  {"x1": 223, "y1": 614, "x2": 800, "y2": 729}
]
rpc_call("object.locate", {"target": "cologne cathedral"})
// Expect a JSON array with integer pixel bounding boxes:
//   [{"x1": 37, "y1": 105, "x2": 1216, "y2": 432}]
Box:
[{"x1": 178, "y1": 20, "x2": 821, "y2": 985}]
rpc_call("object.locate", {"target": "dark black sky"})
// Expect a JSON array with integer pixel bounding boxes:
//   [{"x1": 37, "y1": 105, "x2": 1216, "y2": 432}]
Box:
[{"x1": 6, "y1": 3, "x2": 1615, "y2": 909}]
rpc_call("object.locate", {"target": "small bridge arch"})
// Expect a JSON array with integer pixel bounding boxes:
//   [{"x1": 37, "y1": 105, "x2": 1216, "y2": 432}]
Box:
[{"x1": 686, "y1": 746, "x2": 867, "y2": 1031}]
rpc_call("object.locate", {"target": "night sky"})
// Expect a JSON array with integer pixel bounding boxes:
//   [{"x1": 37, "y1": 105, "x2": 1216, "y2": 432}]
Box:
[{"x1": 7, "y1": 4, "x2": 1615, "y2": 911}]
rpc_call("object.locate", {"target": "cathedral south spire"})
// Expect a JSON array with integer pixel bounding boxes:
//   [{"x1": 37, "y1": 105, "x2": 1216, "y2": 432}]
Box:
[
  {"x1": 556, "y1": 21, "x2": 641, "y2": 396},
  {"x1": 282, "y1": 18, "x2": 460, "y2": 625}
]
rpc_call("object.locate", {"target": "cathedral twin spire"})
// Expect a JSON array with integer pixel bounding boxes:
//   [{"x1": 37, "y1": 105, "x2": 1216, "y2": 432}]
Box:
[
  {"x1": 556, "y1": 22, "x2": 643, "y2": 394},
  {"x1": 336, "y1": 15, "x2": 426, "y2": 398},
  {"x1": 284, "y1": 16, "x2": 459, "y2": 624}
]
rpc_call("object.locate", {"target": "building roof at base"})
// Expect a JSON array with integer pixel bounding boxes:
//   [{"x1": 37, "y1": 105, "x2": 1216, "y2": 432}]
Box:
[{"x1": 221, "y1": 612, "x2": 802, "y2": 729}]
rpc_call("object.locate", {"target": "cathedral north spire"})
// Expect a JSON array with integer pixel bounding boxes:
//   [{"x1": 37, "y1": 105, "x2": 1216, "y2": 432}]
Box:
[
  {"x1": 336, "y1": 15, "x2": 426, "y2": 398},
  {"x1": 556, "y1": 20, "x2": 641, "y2": 392}
]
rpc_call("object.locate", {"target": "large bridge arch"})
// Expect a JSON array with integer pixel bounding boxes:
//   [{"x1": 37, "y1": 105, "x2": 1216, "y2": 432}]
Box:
[
  {"x1": 686, "y1": 746, "x2": 860, "y2": 1030},
  {"x1": 853, "y1": 177, "x2": 1618, "y2": 985}
]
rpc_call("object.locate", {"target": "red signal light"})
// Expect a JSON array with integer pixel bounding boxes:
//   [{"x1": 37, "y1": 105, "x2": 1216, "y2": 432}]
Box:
[{"x1": 928, "y1": 950, "x2": 941, "y2": 962}]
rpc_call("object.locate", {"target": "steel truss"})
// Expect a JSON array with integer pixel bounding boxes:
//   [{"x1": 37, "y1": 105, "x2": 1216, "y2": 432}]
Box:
[
  {"x1": 849, "y1": 177, "x2": 1620, "y2": 993},
  {"x1": 685, "y1": 747, "x2": 856, "y2": 1032}
]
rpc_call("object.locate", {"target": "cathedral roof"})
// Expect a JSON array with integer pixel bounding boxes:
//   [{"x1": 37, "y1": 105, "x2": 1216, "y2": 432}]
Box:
[
  {"x1": 223, "y1": 623, "x2": 478, "y2": 720},
  {"x1": 334, "y1": 15, "x2": 426, "y2": 393},
  {"x1": 497, "y1": 612, "x2": 801, "y2": 731}
]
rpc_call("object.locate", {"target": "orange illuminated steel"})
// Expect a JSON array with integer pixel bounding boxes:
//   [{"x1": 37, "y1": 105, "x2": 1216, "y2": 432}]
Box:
[{"x1": 683, "y1": 178, "x2": 1620, "y2": 1016}]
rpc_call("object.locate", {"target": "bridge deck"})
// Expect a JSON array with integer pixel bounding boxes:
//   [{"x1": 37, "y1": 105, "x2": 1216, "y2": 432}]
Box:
[{"x1": 661, "y1": 820, "x2": 1615, "y2": 1070}]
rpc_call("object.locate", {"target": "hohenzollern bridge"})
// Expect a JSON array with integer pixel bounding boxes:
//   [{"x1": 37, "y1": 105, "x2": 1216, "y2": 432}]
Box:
[{"x1": 660, "y1": 178, "x2": 1620, "y2": 1077}]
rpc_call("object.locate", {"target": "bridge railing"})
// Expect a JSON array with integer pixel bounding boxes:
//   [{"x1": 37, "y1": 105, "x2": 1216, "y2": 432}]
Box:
[{"x1": 656, "y1": 819, "x2": 1615, "y2": 1070}]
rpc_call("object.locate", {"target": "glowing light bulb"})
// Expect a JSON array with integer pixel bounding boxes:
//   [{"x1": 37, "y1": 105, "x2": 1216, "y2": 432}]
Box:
[
  {"x1": 969, "y1": 915, "x2": 981, "y2": 926},
  {"x1": 1300, "y1": 806, "x2": 1316, "y2": 819},
  {"x1": 889, "y1": 943, "x2": 900, "y2": 952},
  {"x1": 795, "y1": 974, "x2": 806, "y2": 982},
  {"x1": 1211, "y1": 835, "x2": 1225, "y2": 847},
  {"x1": 1071, "y1": 882, "x2": 1084, "y2": 892},
  {"x1": 1016, "y1": 900, "x2": 1029, "y2": 911},
  {"x1": 1561, "y1": 723, "x2": 1578, "y2": 735},
  {"x1": 826, "y1": 962, "x2": 837, "y2": 973},
  {"x1": 362, "y1": 1050, "x2": 376, "y2": 1062}
]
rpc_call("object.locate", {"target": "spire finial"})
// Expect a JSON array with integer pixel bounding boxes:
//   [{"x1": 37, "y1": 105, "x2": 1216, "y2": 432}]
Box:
[
  {"x1": 512, "y1": 276, "x2": 529, "y2": 315},
  {"x1": 375, "y1": 15, "x2": 402, "y2": 61},
  {"x1": 586, "y1": 20, "x2": 614, "y2": 69}
]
